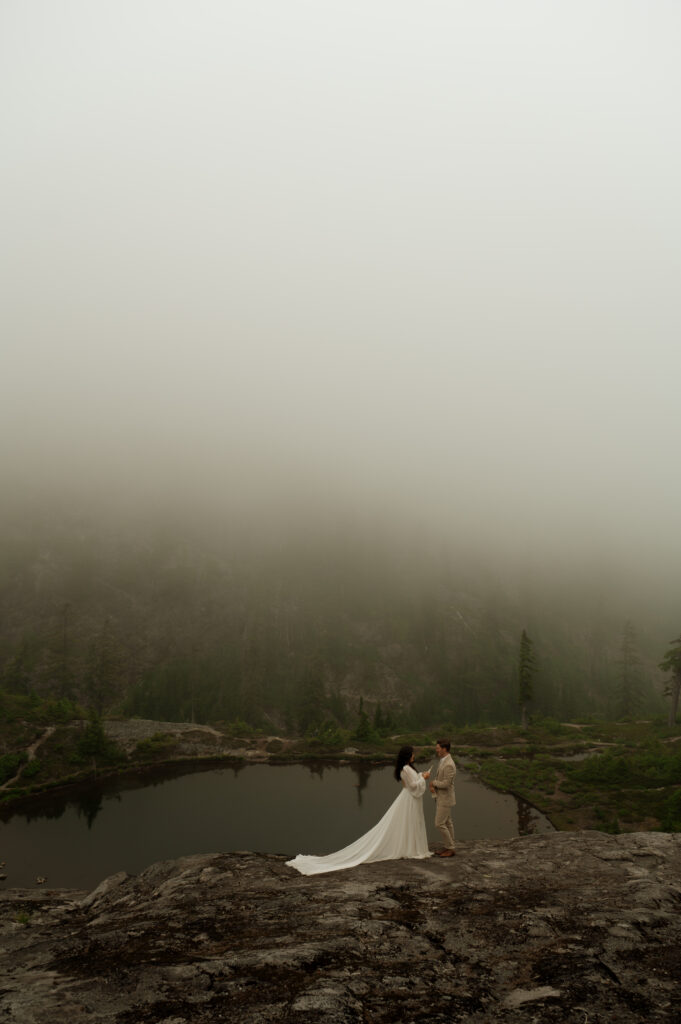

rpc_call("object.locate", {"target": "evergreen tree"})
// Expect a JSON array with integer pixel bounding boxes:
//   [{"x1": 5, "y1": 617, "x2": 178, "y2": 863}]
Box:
[
  {"x1": 660, "y1": 634, "x2": 681, "y2": 727},
  {"x1": 2, "y1": 637, "x2": 35, "y2": 695},
  {"x1": 297, "y1": 658, "x2": 326, "y2": 735},
  {"x1": 518, "y1": 630, "x2": 536, "y2": 729},
  {"x1": 328, "y1": 687, "x2": 349, "y2": 726},
  {"x1": 616, "y1": 620, "x2": 642, "y2": 719},
  {"x1": 42, "y1": 603, "x2": 75, "y2": 700},
  {"x1": 85, "y1": 618, "x2": 119, "y2": 715},
  {"x1": 352, "y1": 696, "x2": 375, "y2": 742},
  {"x1": 77, "y1": 711, "x2": 118, "y2": 772}
]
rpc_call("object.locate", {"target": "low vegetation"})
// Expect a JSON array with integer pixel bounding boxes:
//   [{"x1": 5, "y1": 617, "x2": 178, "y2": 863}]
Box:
[
  {"x1": 133, "y1": 732, "x2": 180, "y2": 761},
  {"x1": 1, "y1": 690, "x2": 680, "y2": 834},
  {"x1": 0, "y1": 693, "x2": 126, "y2": 801},
  {"x1": 461, "y1": 718, "x2": 681, "y2": 834}
]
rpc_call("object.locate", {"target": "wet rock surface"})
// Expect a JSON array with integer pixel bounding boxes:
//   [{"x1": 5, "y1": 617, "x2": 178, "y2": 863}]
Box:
[{"x1": 1, "y1": 831, "x2": 680, "y2": 1022}]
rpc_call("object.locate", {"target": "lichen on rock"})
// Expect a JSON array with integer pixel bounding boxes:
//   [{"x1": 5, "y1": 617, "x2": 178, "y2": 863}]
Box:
[{"x1": 1, "y1": 831, "x2": 680, "y2": 1022}]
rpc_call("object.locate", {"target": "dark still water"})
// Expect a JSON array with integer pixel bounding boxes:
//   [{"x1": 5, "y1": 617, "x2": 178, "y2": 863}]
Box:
[{"x1": 0, "y1": 763, "x2": 552, "y2": 890}]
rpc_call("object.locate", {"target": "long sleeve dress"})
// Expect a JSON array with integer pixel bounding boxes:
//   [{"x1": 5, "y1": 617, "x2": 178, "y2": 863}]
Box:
[{"x1": 286, "y1": 764, "x2": 432, "y2": 875}]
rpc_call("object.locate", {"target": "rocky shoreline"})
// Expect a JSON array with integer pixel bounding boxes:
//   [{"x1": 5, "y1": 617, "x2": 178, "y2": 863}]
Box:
[
  {"x1": 0, "y1": 719, "x2": 398, "y2": 820},
  {"x1": 1, "y1": 830, "x2": 680, "y2": 1022}
]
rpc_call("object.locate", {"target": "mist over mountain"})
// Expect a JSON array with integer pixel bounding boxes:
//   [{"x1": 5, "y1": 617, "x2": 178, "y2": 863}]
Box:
[
  {"x1": 2, "y1": 1, "x2": 679, "y2": 726},
  {"x1": 0, "y1": 494, "x2": 674, "y2": 731}
]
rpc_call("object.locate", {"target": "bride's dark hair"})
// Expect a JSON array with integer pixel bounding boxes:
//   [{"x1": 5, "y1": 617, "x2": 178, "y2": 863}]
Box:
[{"x1": 394, "y1": 745, "x2": 414, "y2": 782}]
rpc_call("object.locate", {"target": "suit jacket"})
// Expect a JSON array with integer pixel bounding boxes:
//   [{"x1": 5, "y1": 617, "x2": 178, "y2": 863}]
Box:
[{"x1": 432, "y1": 752, "x2": 456, "y2": 806}]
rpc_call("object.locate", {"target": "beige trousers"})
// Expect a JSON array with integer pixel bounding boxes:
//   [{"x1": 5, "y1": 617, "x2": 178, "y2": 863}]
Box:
[{"x1": 434, "y1": 801, "x2": 455, "y2": 850}]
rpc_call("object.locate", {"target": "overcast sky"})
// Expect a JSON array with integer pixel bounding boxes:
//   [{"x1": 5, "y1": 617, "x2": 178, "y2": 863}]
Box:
[{"x1": 2, "y1": 1, "x2": 680, "y2": 573}]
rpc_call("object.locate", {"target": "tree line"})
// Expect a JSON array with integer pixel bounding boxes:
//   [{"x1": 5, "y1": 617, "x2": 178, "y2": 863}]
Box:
[{"x1": 0, "y1": 511, "x2": 676, "y2": 732}]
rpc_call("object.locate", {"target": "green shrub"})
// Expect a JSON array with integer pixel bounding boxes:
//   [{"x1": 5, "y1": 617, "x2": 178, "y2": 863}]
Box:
[
  {"x1": 44, "y1": 697, "x2": 84, "y2": 722},
  {"x1": 351, "y1": 708, "x2": 377, "y2": 744},
  {"x1": 661, "y1": 789, "x2": 681, "y2": 832},
  {"x1": 531, "y1": 717, "x2": 570, "y2": 737},
  {"x1": 0, "y1": 752, "x2": 27, "y2": 784},
  {"x1": 568, "y1": 748, "x2": 681, "y2": 789},
  {"x1": 73, "y1": 715, "x2": 125, "y2": 766},
  {"x1": 133, "y1": 732, "x2": 179, "y2": 760},
  {"x1": 479, "y1": 756, "x2": 557, "y2": 796},
  {"x1": 222, "y1": 719, "x2": 260, "y2": 738},
  {"x1": 22, "y1": 759, "x2": 43, "y2": 779},
  {"x1": 306, "y1": 720, "x2": 346, "y2": 749}
]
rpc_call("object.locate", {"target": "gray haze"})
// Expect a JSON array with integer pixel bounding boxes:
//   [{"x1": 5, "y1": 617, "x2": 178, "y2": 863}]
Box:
[{"x1": 2, "y1": 1, "x2": 681, "y2": 587}]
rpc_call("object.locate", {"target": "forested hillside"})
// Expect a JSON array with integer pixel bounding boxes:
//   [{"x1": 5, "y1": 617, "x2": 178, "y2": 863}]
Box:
[{"x1": 0, "y1": 503, "x2": 671, "y2": 733}]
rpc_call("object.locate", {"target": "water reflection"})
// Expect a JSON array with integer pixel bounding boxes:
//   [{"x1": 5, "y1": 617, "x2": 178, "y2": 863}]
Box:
[
  {"x1": 0, "y1": 762, "x2": 553, "y2": 890},
  {"x1": 307, "y1": 761, "x2": 326, "y2": 781},
  {"x1": 77, "y1": 790, "x2": 104, "y2": 830},
  {"x1": 284, "y1": 760, "x2": 376, "y2": 805},
  {"x1": 0, "y1": 761, "x2": 243, "y2": 827},
  {"x1": 350, "y1": 762, "x2": 373, "y2": 804}
]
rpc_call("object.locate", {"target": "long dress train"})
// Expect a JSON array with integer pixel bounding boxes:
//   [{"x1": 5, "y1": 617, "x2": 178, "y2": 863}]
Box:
[{"x1": 286, "y1": 764, "x2": 432, "y2": 875}]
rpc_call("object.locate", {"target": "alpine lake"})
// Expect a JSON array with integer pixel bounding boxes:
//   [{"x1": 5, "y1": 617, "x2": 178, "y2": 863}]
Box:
[{"x1": 0, "y1": 760, "x2": 552, "y2": 889}]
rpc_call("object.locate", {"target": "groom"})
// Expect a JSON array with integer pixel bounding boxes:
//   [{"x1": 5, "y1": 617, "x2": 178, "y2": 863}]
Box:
[{"x1": 429, "y1": 738, "x2": 456, "y2": 857}]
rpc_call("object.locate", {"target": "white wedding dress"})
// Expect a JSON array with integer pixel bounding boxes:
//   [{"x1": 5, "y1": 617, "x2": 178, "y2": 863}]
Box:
[{"x1": 286, "y1": 764, "x2": 432, "y2": 875}]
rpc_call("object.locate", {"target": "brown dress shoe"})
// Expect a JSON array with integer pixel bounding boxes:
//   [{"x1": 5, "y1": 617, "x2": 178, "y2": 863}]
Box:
[{"x1": 437, "y1": 849, "x2": 456, "y2": 857}]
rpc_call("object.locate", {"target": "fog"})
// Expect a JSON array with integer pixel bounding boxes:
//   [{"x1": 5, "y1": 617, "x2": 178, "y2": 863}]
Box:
[{"x1": 3, "y1": 1, "x2": 681, "y2": 598}]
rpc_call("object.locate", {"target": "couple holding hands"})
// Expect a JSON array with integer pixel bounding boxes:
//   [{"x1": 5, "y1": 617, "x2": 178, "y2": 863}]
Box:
[{"x1": 287, "y1": 738, "x2": 456, "y2": 875}]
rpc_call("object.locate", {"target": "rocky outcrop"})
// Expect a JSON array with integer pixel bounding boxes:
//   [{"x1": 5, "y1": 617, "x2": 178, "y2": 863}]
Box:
[
  {"x1": 1, "y1": 831, "x2": 680, "y2": 1022},
  {"x1": 102, "y1": 718, "x2": 295, "y2": 760}
]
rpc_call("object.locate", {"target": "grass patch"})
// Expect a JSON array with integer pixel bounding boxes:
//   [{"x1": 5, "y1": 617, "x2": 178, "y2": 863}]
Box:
[
  {"x1": 133, "y1": 733, "x2": 179, "y2": 761},
  {"x1": 463, "y1": 722, "x2": 681, "y2": 833},
  {"x1": 566, "y1": 745, "x2": 681, "y2": 789},
  {"x1": 478, "y1": 756, "x2": 558, "y2": 798}
]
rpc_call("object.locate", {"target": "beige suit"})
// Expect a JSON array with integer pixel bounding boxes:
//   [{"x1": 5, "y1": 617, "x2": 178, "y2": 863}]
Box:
[{"x1": 432, "y1": 752, "x2": 456, "y2": 851}]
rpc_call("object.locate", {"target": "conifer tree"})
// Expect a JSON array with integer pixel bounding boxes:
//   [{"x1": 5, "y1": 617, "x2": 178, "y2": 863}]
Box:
[
  {"x1": 660, "y1": 634, "x2": 681, "y2": 727},
  {"x1": 518, "y1": 630, "x2": 536, "y2": 729},
  {"x1": 352, "y1": 696, "x2": 374, "y2": 742},
  {"x1": 85, "y1": 618, "x2": 119, "y2": 716},
  {"x1": 616, "y1": 620, "x2": 642, "y2": 719},
  {"x1": 297, "y1": 658, "x2": 326, "y2": 735}
]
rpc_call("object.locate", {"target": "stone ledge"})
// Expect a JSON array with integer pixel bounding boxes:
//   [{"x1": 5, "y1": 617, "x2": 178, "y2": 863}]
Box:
[{"x1": 1, "y1": 830, "x2": 680, "y2": 1022}]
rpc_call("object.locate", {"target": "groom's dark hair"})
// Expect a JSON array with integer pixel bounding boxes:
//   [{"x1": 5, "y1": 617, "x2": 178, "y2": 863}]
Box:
[{"x1": 437, "y1": 738, "x2": 451, "y2": 751}]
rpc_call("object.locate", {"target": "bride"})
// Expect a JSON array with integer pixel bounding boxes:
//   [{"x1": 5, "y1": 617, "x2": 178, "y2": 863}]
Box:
[{"x1": 286, "y1": 745, "x2": 432, "y2": 875}]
